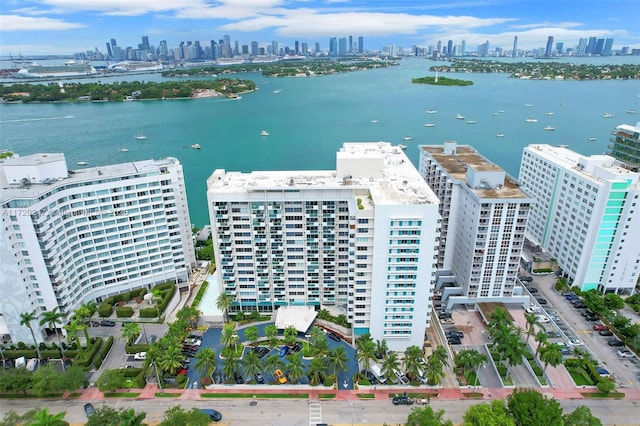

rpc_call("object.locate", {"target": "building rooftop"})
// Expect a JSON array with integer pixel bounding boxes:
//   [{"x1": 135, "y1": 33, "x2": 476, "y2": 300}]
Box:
[
  {"x1": 0, "y1": 153, "x2": 181, "y2": 204},
  {"x1": 421, "y1": 144, "x2": 529, "y2": 199},
  {"x1": 208, "y1": 142, "x2": 439, "y2": 206},
  {"x1": 525, "y1": 144, "x2": 639, "y2": 184}
]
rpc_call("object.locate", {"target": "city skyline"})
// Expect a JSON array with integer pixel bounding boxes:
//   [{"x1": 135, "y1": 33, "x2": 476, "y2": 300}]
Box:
[{"x1": 1, "y1": 0, "x2": 639, "y2": 56}]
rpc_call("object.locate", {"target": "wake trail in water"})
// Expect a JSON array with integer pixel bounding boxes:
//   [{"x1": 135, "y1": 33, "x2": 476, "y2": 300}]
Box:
[{"x1": 0, "y1": 115, "x2": 74, "y2": 123}]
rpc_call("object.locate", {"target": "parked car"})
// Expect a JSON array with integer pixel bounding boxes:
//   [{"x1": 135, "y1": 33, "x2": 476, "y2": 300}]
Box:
[
  {"x1": 608, "y1": 339, "x2": 625, "y2": 347},
  {"x1": 617, "y1": 350, "x2": 635, "y2": 358},
  {"x1": 595, "y1": 367, "x2": 610, "y2": 377},
  {"x1": 593, "y1": 324, "x2": 609, "y2": 331},
  {"x1": 561, "y1": 291, "x2": 575, "y2": 297},
  {"x1": 568, "y1": 338, "x2": 584, "y2": 346},
  {"x1": 447, "y1": 338, "x2": 461, "y2": 345},
  {"x1": 100, "y1": 320, "x2": 116, "y2": 327},
  {"x1": 362, "y1": 370, "x2": 379, "y2": 384},
  {"x1": 438, "y1": 312, "x2": 452, "y2": 319},
  {"x1": 83, "y1": 403, "x2": 95, "y2": 418},
  {"x1": 279, "y1": 346, "x2": 290, "y2": 357},
  {"x1": 273, "y1": 369, "x2": 287, "y2": 384},
  {"x1": 254, "y1": 372, "x2": 265, "y2": 384},
  {"x1": 392, "y1": 396, "x2": 413, "y2": 405},
  {"x1": 535, "y1": 297, "x2": 548, "y2": 305},
  {"x1": 133, "y1": 352, "x2": 147, "y2": 360},
  {"x1": 199, "y1": 409, "x2": 222, "y2": 422},
  {"x1": 565, "y1": 294, "x2": 578, "y2": 301},
  {"x1": 327, "y1": 332, "x2": 341, "y2": 342},
  {"x1": 527, "y1": 287, "x2": 539, "y2": 294},
  {"x1": 445, "y1": 331, "x2": 463, "y2": 338},
  {"x1": 147, "y1": 334, "x2": 157, "y2": 344},
  {"x1": 518, "y1": 275, "x2": 533, "y2": 282},
  {"x1": 397, "y1": 373, "x2": 410, "y2": 385},
  {"x1": 85, "y1": 320, "x2": 101, "y2": 327},
  {"x1": 234, "y1": 371, "x2": 244, "y2": 384},
  {"x1": 598, "y1": 330, "x2": 613, "y2": 336},
  {"x1": 537, "y1": 315, "x2": 550, "y2": 323},
  {"x1": 290, "y1": 343, "x2": 302, "y2": 353},
  {"x1": 525, "y1": 306, "x2": 539, "y2": 314}
]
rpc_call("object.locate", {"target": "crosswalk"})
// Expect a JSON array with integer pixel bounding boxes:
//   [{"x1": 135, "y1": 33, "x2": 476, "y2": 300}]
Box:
[{"x1": 309, "y1": 401, "x2": 322, "y2": 426}]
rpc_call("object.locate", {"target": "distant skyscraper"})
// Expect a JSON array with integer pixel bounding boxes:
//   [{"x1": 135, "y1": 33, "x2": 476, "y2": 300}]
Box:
[
  {"x1": 250, "y1": 41, "x2": 259, "y2": 56},
  {"x1": 315, "y1": 42, "x2": 321, "y2": 55},
  {"x1": 271, "y1": 41, "x2": 279, "y2": 56},
  {"x1": 210, "y1": 40, "x2": 218, "y2": 60},
  {"x1": 603, "y1": 38, "x2": 614, "y2": 56},
  {"x1": 223, "y1": 35, "x2": 232, "y2": 58},
  {"x1": 545, "y1": 36, "x2": 554, "y2": 56},
  {"x1": 348, "y1": 35, "x2": 353, "y2": 53},
  {"x1": 358, "y1": 36, "x2": 364, "y2": 53},
  {"x1": 141, "y1": 36, "x2": 150, "y2": 51},
  {"x1": 294, "y1": 41, "x2": 299, "y2": 55},
  {"x1": 512, "y1": 36, "x2": 518, "y2": 57},
  {"x1": 105, "y1": 42, "x2": 113, "y2": 59},
  {"x1": 447, "y1": 40, "x2": 453, "y2": 56},
  {"x1": 301, "y1": 43, "x2": 308, "y2": 55},
  {"x1": 461, "y1": 40, "x2": 466, "y2": 56},
  {"x1": 436, "y1": 40, "x2": 442, "y2": 54},
  {"x1": 586, "y1": 37, "x2": 597, "y2": 54},
  {"x1": 577, "y1": 38, "x2": 588, "y2": 56},
  {"x1": 329, "y1": 37, "x2": 337, "y2": 56},
  {"x1": 595, "y1": 38, "x2": 605, "y2": 55},
  {"x1": 338, "y1": 37, "x2": 347, "y2": 56},
  {"x1": 556, "y1": 42, "x2": 563, "y2": 55},
  {"x1": 234, "y1": 41, "x2": 240, "y2": 56}
]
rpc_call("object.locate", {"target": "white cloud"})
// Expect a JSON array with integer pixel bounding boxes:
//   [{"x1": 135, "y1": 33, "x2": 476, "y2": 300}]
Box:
[{"x1": 0, "y1": 14, "x2": 85, "y2": 31}]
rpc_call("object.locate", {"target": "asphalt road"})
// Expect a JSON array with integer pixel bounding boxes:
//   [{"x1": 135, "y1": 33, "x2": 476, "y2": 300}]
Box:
[{"x1": 2, "y1": 397, "x2": 639, "y2": 425}]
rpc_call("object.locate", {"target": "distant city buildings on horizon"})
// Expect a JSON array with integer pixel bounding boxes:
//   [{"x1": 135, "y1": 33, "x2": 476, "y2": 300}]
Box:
[{"x1": 62, "y1": 33, "x2": 638, "y2": 63}]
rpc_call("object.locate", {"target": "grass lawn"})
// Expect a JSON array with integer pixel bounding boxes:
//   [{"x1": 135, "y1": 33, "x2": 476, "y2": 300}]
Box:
[
  {"x1": 155, "y1": 392, "x2": 182, "y2": 397},
  {"x1": 356, "y1": 394, "x2": 375, "y2": 399},
  {"x1": 104, "y1": 392, "x2": 141, "y2": 398},
  {"x1": 201, "y1": 393, "x2": 308, "y2": 399},
  {"x1": 318, "y1": 394, "x2": 336, "y2": 399},
  {"x1": 581, "y1": 391, "x2": 625, "y2": 398}
]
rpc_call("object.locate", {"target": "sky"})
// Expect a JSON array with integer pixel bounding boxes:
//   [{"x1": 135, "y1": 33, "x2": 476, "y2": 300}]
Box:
[{"x1": 1, "y1": 0, "x2": 639, "y2": 56}]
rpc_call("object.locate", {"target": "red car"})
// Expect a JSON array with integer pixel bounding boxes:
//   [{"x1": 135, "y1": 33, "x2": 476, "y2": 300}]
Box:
[{"x1": 593, "y1": 324, "x2": 609, "y2": 331}]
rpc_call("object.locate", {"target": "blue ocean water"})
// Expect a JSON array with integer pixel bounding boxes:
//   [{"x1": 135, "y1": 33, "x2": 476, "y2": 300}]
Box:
[{"x1": 1, "y1": 57, "x2": 639, "y2": 226}]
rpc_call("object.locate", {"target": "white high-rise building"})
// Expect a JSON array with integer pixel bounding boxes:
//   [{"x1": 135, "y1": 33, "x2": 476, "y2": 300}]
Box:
[
  {"x1": 519, "y1": 145, "x2": 640, "y2": 294},
  {"x1": 207, "y1": 142, "x2": 441, "y2": 351},
  {"x1": 0, "y1": 153, "x2": 196, "y2": 344},
  {"x1": 419, "y1": 142, "x2": 532, "y2": 308}
]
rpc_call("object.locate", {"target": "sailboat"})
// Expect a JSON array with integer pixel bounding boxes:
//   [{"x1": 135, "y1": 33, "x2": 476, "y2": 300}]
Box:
[{"x1": 135, "y1": 128, "x2": 147, "y2": 140}]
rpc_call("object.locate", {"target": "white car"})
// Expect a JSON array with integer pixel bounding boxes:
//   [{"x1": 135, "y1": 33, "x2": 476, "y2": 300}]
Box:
[
  {"x1": 568, "y1": 339, "x2": 584, "y2": 346},
  {"x1": 133, "y1": 352, "x2": 147, "y2": 360},
  {"x1": 536, "y1": 315, "x2": 550, "y2": 323},
  {"x1": 617, "y1": 350, "x2": 635, "y2": 358},
  {"x1": 184, "y1": 338, "x2": 202, "y2": 346},
  {"x1": 526, "y1": 306, "x2": 539, "y2": 314}
]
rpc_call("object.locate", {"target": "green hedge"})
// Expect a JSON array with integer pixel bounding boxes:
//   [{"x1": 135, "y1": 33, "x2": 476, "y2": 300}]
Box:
[
  {"x1": 93, "y1": 336, "x2": 114, "y2": 369},
  {"x1": 75, "y1": 337, "x2": 103, "y2": 368},
  {"x1": 98, "y1": 303, "x2": 113, "y2": 317},
  {"x1": 135, "y1": 369, "x2": 147, "y2": 388},
  {"x1": 123, "y1": 367, "x2": 143, "y2": 378},
  {"x1": 115, "y1": 306, "x2": 134, "y2": 318},
  {"x1": 125, "y1": 344, "x2": 150, "y2": 354},
  {"x1": 139, "y1": 308, "x2": 158, "y2": 318}
]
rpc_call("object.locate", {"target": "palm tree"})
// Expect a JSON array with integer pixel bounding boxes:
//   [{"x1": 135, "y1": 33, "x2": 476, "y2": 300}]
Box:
[
  {"x1": 265, "y1": 324, "x2": 278, "y2": 347},
  {"x1": 145, "y1": 344, "x2": 164, "y2": 387},
  {"x1": 283, "y1": 325, "x2": 298, "y2": 346},
  {"x1": 240, "y1": 349, "x2": 262, "y2": 378},
  {"x1": 403, "y1": 345, "x2": 424, "y2": 381},
  {"x1": 63, "y1": 319, "x2": 84, "y2": 356},
  {"x1": 39, "y1": 308, "x2": 67, "y2": 360},
  {"x1": 20, "y1": 311, "x2": 42, "y2": 359},
  {"x1": 215, "y1": 293, "x2": 235, "y2": 323},
  {"x1": 524, "y1": 313, "x2": 541, "y2": 346},
  {"x1": 455, "y1": 349, "x2": 488, "y2": 392},
  {"x1": 534, "y1": 330, "x2": 548, "y2": 357},
  {"x1": 313, "y1": 336, "x2": 330, "y2": 360},
  {"x1": 429, "y1": 345, "x2": 450, "y2": 370},
  {"x1": 381, "y1": 351, "x2": 400, "y2": 383},
  {"x1": 150, "y1": 288, "x2": 164, "y2": 318},
  {"x1": 222, "y1": 353, "x2": 240, "y2": 383},
  {"x1": 286, "y1": 352, "x2": 305, "y2": 383},
  {"x1": 220, "y1": 322, "x2": 239, "y2": 349},
  {"x1": 375, "y1": 339, "x2": 388, "y2": 360},
  {"x1": 503, "y1": 333, "x2": 526, "y2": 380},
  {"x1": 263, "y1": 353, "x2": 285, "y2": 374},
  {"x1": 309, "y1": 325, "x2": 325, "y2": 345},
  {"x1": 176, "y1": 305, "x2": 201, "y2": 329},
  {"x1": 118, "y1": 408, "x2": 146, "y2": 426},
  {"x1": 306, "y1": 356, "x2": 325, "y2": 385},
  {"x1": 488, "y1": 307, "x2": 510, "y2": 334},
  {"x1": 356, "y1": 338, "x2": 376, "y2": 374},
  {"x1": 243, "y1": 325, "x2": 259, "y2": 346},
  {"x1": 158, "y1": 345, "x2": 185, "y2": 375},
  {"x1": 73, "y1": 301, "x2": 95, "y2": 342},
  {"x1": 539, "y1": 343, "x2": 563, "y2": 375},
  {"x1": 423, "y1": 354, "x2": 446, "y2": 386},
  {"x1": 194, "y1": 347, "x2": 217, "y2": 378},
  {"x1": 122, "y1": 322, "x2": 140, "y2": 345},
  {"x1": 326, "y1": 346, "x2": 348, "y2": 381},
  {"x1": 29, "y1": 408, "x2": 68, "y2": 426}
]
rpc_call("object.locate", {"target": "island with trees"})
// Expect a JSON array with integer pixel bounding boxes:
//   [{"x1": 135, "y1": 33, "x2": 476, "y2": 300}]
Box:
[
  {"x1": 429, "y1": 59, "x2": 640, "y2": 80},
  {"x1": 162, "y1": 59, "x2": 399, "y2": 78},
  {"x1": 412, "y1": 75, "x2": 474, "y2": 86},
  {"x1": 0, "y1": 78, "x2": 256, "y2": 103}
]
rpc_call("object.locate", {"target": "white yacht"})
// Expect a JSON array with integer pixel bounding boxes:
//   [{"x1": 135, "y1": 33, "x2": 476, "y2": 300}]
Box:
[
  {"x1": 525, "y1": 117, "x2": 538, "y2": 123},
  {"x1": 456, "y1": 113, "x2": 465, "y2": 120},
  {"x1": 260, "y1": 130, "x2": 270, "y2": 136},
  {"x1": 424, "y1": 123, "x2": 435, "y2": 128},
  {"x1": 602, "y1": 112, "x2": 614, "y2": 118},
  {"x1": 191, "y1": 144, "x2": 201, "y2": 149},
  {"x1": 544, "y1": 126, "x2": 555, "y2": 131}
]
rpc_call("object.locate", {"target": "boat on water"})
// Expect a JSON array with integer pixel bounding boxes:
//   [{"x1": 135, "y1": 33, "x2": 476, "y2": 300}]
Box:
[
  {"x1": 545, "y1": 112, "x2": 555, "y2": 115},
  {"x1": 398, "y1": 144, "x2": 407, "y2": 150},
  {"x1": 627, "y1": 109, "x2": 637, "y2": 114},
  {"x1": 492, "y1": 112, "x2": 499, "y2": 115},
  {"x1": 496, "y1": 132, "x2": 505, "y2": 138},
  {"x1": 524, "y1": 104, "x2": 533, "y2": 107},
  {"x1": 120, "y1": 148, "x2": 129, "y2": 152},
  {"x1": 273, "y1": 90, "x2": 282, "y2": 94},
  {"x1": 588, "y1": 137, "x2": 596, "y2": 141},
  {"x1": 426, "y1": 109, "x2": 438, "y2": 114},
  {"x1": 77, "y1": 161, "x2": 87, "y2": 165},
  {"x1": 466, "y1": 120, "x2": 476, "y2": 124},
  {"x1": 403, "y1": 136, "x2": 412, "y2": 141},
  {"x1": 260, "y1": 130, "x2": 270, "y2": 136},
  {"x1": 498, "y1": 110, "x2": 504, "y2": 113},
  {"x1": 602, "y1": 112, "x2": 614, "y2": 118},
  {"x1": 544, "y1": 126, "x2": 555, "y2": 131},
  {"x1": 456, "y1": 113, "x2": 465, "y2": 120},
  {"x1": 525, "y1": 117, "x2": 538, "y2": 123},
  {"x1": 191, "y1": 144, "x2": 201, "y2": 149},
  {"x1": 424, "y1": 123, "x2": 435, "y2": 127},
  {"x1": 135, "y1": 129, "x2": 147, "y2": 140},
  {"x1": 371, "y1": 119, "x2": 379, "y2": 123}
]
